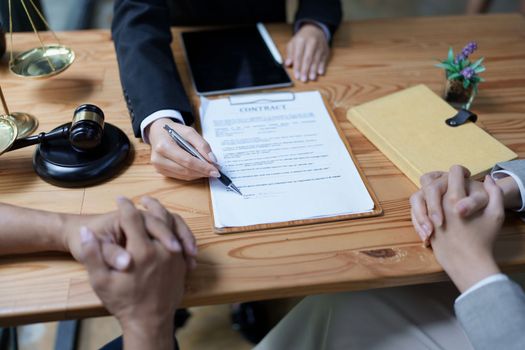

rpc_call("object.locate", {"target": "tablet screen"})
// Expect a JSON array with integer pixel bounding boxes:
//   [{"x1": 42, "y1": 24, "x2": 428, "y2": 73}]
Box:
[{"x1": 181, "y1": 26, "x2": 292, "y2": 95}]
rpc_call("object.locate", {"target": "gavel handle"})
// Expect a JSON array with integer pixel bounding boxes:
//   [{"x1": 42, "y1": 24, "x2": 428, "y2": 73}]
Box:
[{"x1": 9, "y1": 125, "x2": 70, "y2": 151}]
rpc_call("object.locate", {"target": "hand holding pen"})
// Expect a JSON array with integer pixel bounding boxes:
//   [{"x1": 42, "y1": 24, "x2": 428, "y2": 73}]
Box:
[
  {"x1": 163, "y1": 124, "x2": 242, "y2": 196},
  {"x1": 147, "y1": 119, "x2": 220, "y2": 181}
]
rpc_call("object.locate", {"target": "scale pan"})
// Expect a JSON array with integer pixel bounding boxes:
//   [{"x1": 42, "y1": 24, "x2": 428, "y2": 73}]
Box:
[
  {"x1": 5, "y1": 112, "x2": 38, "y2": 138},
  {"x1": 9, "y1": 45, "x2": 75, "y2": 78},
  {"x1": 0, "y1": 117, "x2": 18, "y2": 155}
]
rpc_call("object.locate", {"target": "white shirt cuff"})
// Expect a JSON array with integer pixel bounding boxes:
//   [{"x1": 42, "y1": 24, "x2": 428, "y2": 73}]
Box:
[
  {"x1": 455, "y1": 273, "x2": 509, "y2": 304},
  {"x1": 140, "y1": 109, "x2": 185, "y2": 144},
  {"x1": 491, "y1": 169, "x2": 525, "y2": 212}
]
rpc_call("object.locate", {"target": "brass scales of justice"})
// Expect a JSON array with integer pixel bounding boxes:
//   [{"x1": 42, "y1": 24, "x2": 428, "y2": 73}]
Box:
[{"x1": 0, "y1": 0, "x2": 75, "y2": 154}]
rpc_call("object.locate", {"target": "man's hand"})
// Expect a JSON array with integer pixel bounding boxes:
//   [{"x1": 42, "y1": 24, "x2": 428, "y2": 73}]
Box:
[
  {"x1": 430, "y1": 166, "x2": 504, "y2": 293},
  {"x1": 80, "y1": 198, "x2": 187, "y2": 350},
  {"x1": 286, "y1": 23, "x2": 329, "y2": 82},
  {"x1": 148, "y1": 118, "x2": 219, "y2": 181},
  {"x1": 63, "y1": 196, "x2": 197, "y2": 271}
]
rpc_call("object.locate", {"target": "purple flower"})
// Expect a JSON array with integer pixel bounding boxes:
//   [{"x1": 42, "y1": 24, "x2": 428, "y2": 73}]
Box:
[
  {"x1": 461, "y1": 67, "x2": 475, "y2": 80},
  {"x1": 455, "y1": 42, "x2": 478, "y2": 63},
  {"x1": 455, "y1": 53, "x2": 466, "y2": 63},
  {"x1": 466, "y1": 41, "x2": 478, "y2": 53}
]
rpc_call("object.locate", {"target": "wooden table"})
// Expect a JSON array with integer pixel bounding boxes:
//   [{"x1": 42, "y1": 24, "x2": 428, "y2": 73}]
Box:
[{"x1": 1, "y1": 14, "x2": 525, "y2": 326}]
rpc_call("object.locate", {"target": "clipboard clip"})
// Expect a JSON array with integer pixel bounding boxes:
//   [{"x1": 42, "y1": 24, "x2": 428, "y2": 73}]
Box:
[
  {"x1": 228, "y1": 91, "x2": 295, "y2": 105},
  {"x1": 445, "y1": 109, "x2": 477, "y2": 127}
]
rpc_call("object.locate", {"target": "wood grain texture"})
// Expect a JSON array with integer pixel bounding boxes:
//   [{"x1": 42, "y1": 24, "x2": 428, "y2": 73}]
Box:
[{"x1": 1, "y1": 14, "x2": 525, "y2": 325}]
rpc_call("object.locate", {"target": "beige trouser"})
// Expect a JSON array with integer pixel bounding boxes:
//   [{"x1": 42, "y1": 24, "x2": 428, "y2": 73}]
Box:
[{"x1": 255, "y1": 283, "x2": 474, "y2": 350}]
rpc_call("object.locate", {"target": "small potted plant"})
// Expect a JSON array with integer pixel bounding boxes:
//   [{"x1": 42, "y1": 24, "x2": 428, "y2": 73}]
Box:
[{"x1": 436, "y1": 42, "x2": 485, "y2": 110}]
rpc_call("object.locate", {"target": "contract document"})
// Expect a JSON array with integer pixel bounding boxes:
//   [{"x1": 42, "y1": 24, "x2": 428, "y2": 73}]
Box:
[{"x1": 199, "y1": 91, "x2": 376, "y2": 230}]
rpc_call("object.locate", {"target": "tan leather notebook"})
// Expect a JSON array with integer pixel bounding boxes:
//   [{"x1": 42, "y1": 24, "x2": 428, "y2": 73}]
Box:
[{"x1": 347, "y1": 85, "x2": 517, "y2": 187}]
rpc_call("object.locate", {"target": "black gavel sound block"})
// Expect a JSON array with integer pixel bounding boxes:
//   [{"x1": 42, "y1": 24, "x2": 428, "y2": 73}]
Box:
[
  {"x1": 6, "y1": 104, "x2": 131, "y2": 187},
  {"x1": 34, "y1": 122, "x2": 130, "y2": 187}
]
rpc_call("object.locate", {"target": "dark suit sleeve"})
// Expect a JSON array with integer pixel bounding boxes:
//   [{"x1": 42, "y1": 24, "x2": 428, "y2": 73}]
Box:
[
  {"x1": 294, "y1": 0, "x2": 342, "y2": 39},
  {"x1": 112, "y1": 0, "x2": 194, "y2": 138}
]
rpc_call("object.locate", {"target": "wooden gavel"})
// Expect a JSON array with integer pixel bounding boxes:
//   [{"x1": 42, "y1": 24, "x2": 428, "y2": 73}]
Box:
[{"x1": 5, "y1": 104, "x2": 105, "y2": 153}]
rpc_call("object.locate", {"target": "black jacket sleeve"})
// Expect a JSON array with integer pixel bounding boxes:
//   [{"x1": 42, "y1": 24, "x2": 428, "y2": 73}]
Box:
[
  {"x1": 112, "y1": 0, "x2": 194, "y2": 138},
  {"x1": 294, "y1": 0, "x2": 343, "y2": 39}
]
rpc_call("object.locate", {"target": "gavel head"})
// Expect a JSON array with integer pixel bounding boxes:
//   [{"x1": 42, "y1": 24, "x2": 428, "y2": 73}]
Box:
[{"x1": 69, "y1": 104, "x2": 105, "y2": 151}]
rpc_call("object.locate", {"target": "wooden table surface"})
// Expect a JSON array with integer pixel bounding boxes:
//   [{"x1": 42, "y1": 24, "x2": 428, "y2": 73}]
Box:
[{"x1": 1, "y1": 14, "x2": 525, "y2": 326}]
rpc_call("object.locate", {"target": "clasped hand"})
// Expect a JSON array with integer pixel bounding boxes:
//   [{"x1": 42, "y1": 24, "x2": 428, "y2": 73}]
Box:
[
  {"x1": 410, "y1": 165, "x2": 506, "y2": 292},
  {"x1": 63, "y1": 197, "x2": 197, "y2": 348},
  {"x1": 64, "y1": 196, "x2": 197, "y2": 271}
]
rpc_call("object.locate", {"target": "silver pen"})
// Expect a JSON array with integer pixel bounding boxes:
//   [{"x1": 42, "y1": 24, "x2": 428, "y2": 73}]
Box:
[{"x1": 163, "y1": 124, "x2": 243, "y2": 196}]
